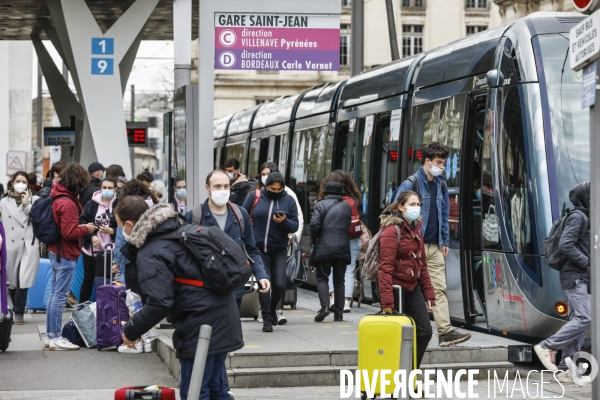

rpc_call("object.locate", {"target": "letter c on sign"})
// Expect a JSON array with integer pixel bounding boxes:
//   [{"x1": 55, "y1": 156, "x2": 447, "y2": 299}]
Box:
[
  {"x1": 219, "y1": 30, "x2": 237, "y2": 47},
  {"x1": 219, "y1": 51, "x2": 236, "y2": 68}
]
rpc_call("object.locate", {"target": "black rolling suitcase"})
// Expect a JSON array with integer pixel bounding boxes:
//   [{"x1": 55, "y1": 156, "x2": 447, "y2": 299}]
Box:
[
  {"x1": 0, "y1": 300, "x2": 13, "y2": 352},
  {"x1": 283, "y1": 288, "x2": 297, "y2": 309}
]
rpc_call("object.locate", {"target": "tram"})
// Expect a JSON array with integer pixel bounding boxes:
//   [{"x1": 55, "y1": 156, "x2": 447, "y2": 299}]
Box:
[{"x1": 210, "y1": 13, "x2": 589, "y2": 341}]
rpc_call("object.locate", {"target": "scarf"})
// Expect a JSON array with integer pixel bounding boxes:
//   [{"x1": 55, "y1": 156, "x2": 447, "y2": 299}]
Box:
[
  {"x1": 7, "y1": 188, "x2": 31, "y2": 207},
  {"x1": 0, "y1": 222, "x2": 7, "y2": 314}
]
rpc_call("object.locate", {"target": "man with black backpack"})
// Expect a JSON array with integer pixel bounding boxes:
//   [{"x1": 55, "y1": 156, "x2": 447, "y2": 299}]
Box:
[{"x1": 535, "y1": 182, "x2": 592, "y2": 384}]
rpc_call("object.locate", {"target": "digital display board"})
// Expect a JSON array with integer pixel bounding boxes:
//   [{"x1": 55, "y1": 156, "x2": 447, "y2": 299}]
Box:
[{"x1": 127, "y1": 128, "x2": 147, "y2": 145}]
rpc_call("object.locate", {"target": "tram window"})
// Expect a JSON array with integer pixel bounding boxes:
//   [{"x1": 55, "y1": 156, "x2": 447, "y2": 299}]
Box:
[
  {"x1": 214, "y1": 147, "x2": 223, "y2": 170},
  {"x1": 279, "y1": 134, "x2": 289, "y2": 178},
  {"x1": 291, "y1": 124, "x2": 335, "y2": 234},
  {"x1": 355, "y1": 117, "x2": 373, "y2": 226},
  {"x1": 247, "y1": 139, "x2": 261, "y2": 179},
  {"x1": 481, "y1": 106, "x2": 501, "y2": 250},
  {"x1": 498, "y1": 86, "x2": 534, "y2": 255},
  {"x1": 377, "y1": 115, "x2": 398, "y2": 209},
  {"x1": 500, "y1": 39, "x2": 522, "y2": 84},
  {"x1": 225, "y1": 143, "x2": 247, "y2": 175}
]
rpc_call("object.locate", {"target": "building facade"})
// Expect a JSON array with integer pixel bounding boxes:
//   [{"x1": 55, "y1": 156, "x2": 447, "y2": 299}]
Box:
[
  {"x1": 494, "y1": 0, "x2": 577, "y2": 22},
  {"x1": 192, "y1": 0, "x2": 504, "y2": 118}
]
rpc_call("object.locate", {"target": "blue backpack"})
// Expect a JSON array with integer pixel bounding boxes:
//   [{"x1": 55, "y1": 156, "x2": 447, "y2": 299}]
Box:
[{"x1": 30, "y1": 194, "x2": 71, "y2": 244}]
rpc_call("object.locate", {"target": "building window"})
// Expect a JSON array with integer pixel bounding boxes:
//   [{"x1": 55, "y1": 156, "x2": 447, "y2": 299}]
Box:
[
  {"x1": 466, "y1": 26, "x2": 487, "y2": 35},
  {"x1": 402, "y1": 25, "x2": 423, "y2": 57},
  {"x1": 255, "y1": 99, "x2": 273, "y2": 105},
  {"x1": 466, "y1": 0, "x2": 487, "y2": 8},
  {"x1": 401, "y1": 0, "x2": 425, "y2": 7},
  {"x1": 342, "y1": 0, "x2": 351, "y2": 8},
  {"x1": 340, "y1": 24, "x2": 351, "y2": 66}
]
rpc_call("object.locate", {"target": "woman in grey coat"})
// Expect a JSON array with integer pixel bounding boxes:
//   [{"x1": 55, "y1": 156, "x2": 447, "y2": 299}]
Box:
[{"x1": 0, "y1": 171, "x2": 40, "y2": 324}]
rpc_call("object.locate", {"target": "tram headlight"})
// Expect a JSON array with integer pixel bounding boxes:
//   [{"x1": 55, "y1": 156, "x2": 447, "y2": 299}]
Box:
[{"x1": 555, "y1": 302, "x2": 568, "y2": 317}]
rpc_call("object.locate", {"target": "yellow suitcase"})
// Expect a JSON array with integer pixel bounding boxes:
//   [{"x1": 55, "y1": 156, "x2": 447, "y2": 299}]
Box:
[{"x1": 358, "y1": 286, "x2": 417, "y2": 399}]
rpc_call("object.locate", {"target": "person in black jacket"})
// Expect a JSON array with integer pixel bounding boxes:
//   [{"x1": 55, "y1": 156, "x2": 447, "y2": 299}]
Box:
[
  {"x1": 242, "y1": 172, "x2": 298, "y2": 332},
  {"x1": 79, "y1": 162, "x2": 105, "y2": 207},
  {"x1": 38, "y1": 161, "x2": 67, "y2": 198},
  {"x1": 310, "y1": 181, "x2": 352, "y2": 322},
  {"x1": 118, "y1": 197, "x2": 243, "y2": 400},
  {"x1": 535, "y1": 181, "x2": 591, "y2": 384},
  {"x1": 223, "y1": 158, "x2": 252, "y2": 207}
]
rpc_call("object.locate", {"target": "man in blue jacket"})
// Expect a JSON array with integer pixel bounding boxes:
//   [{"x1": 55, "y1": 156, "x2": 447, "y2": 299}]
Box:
[
  {"x1": 186, "y1": 170, "x2": 270, "y2": 308},
  {"x1": 394, "y1": 142, "x2": 470, "y2": 347}
]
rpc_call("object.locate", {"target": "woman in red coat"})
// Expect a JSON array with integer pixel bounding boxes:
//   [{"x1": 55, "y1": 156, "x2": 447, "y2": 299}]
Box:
[{"x1": 378, "y1": 190, "x2": 436, "y2": 368}]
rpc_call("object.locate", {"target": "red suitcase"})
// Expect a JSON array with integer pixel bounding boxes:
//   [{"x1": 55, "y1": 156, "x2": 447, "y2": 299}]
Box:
[{"x1": 114, "y1": 386, "x2": 176, "y2": 400}]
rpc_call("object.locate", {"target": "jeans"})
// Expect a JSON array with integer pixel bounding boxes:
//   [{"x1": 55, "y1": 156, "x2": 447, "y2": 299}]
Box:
[
  {"x1": 397, "y1": 285, "x2": 433, "y2": 369},
  {"x1": 258, "y1": 249, "x2": 287, "y2": 321},
  {"x1": 179, "y1": 353, "x2": 230, "y2": 400},
  {"x1": 46, "y1": 252, "x2": 77, "y2": 338},
  {"x1": 541, "y1": 279, "x2": 591, "y2": 370},
  {"x1": 8, "y1": 263, "x2": 28, "y2": 315},
  {"x1": 328, "y1": 238, "x2": 360, "y2": 298},
  {"x1": 316, "y1": 258, "x2": 346, "y2": 317}
]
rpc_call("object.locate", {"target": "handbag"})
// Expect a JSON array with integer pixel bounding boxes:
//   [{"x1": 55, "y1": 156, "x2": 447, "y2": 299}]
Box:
[
  {"x1": 71, "y1": 301, "x2": 97, "y2": 348},
  {"x1": 482, "y1": 205, "x2": 499, "y2": 244},
  {"x1": 286, "y1": 235, "x2": 307, "y2": 289}
]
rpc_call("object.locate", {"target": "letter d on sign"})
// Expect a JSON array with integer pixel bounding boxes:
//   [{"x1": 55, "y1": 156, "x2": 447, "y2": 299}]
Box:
[{"x1": 340, "y1": 370, "x2": 353, "y2": 398}]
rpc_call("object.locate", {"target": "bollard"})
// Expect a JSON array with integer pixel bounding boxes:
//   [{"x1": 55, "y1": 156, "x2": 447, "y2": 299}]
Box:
[{"x1": 186, "y1": 325, "x2": 212, "y2": 400}]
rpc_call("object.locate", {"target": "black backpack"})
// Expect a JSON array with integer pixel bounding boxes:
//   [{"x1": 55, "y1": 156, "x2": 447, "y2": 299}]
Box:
[
  {"x1": 29, "y1": 194, "x2": 71, "y2": 245},
  {"x1": 544, "y1": 210, "x2": 588, "y2": 271},
  {"x1": 156, "y1": 222, "x2": 252, "y2": 294}
]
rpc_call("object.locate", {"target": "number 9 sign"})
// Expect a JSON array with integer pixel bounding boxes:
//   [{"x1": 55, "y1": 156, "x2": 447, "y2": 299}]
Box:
[{"x1": 92, "y1": 58, "x2": 114, "y2": 75}]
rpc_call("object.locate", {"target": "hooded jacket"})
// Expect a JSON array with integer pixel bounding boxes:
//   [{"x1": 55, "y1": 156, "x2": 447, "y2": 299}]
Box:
[
  {"x1": 229, "y1": 174, "x2": 252, "y2": 207},
  {"x1": 123, "y1": 204, "x2": 244, "y2": 359},
  {"x1": 79, "y1": 190, "x2": 118, "y2": 255},
  {"x1": 310, "y1": 195, "x2": 352, "y2": 263},
  {"x1": 49, "y1": 182, "x2": 89, "y2": 261},
  {"x1": 559, "y1": 182, "x2": 590, "y2": 290},
  {"x1": 242, "y1": 188, "x2": 299, "y2": 253},
  {"x1": 37, "y1": 178, "x2": 53, "y2": 198},
  {"x1": 79, "y1": 176, "x2": 101, "y2": 208},
  {"x1": 377, "y1": 212, "x2": 436, "y2": 309}
]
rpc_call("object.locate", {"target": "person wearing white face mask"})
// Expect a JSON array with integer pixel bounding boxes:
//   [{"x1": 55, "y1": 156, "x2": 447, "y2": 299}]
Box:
[
  {"x1": 184, "y1": 170, "x2": 271, "y2": 311},
  {"x1": 393, "y1": 142, "x2": 471, "y2": 347},
  {"x1": 172, "y1": 176, "x2": 187, "y2": 213},
  {"x1": 0, "y1": 171, "x2": 40, "y2": 325},
  {"x1": 223, "y1": 158, "x2": 252, "y2": 207}
]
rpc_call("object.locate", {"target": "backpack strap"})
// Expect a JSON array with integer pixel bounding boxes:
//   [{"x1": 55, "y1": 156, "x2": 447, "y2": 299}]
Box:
[
  {"x1": 228, "y1": 203, "x2": 245, "y2": 239},
  {"x1": 191, "y1": 203, "x2": 203, "y2": 225},
  {"x1": 249, "y1": 189, "x2": 261, "y2": 226},
  {"x1": 407, "y1": 175, "x2": 419, "y2": 198}
]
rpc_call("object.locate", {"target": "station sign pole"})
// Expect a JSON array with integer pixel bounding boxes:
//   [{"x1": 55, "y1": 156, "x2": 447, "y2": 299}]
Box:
[{"x1": 570, "y1": 5, "x2": 600, "y2": 396}]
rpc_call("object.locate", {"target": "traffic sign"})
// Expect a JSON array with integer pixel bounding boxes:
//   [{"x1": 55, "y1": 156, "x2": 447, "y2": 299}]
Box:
[
  {"x1": 573, "y1": 0, "x2": 600, "y2": 14},
  {"x1": 570, "y1": 11, "x2": 600, "y2": 71},
  {"x1": 6, "y1": 151, "x2": 27, "y2": 176}
]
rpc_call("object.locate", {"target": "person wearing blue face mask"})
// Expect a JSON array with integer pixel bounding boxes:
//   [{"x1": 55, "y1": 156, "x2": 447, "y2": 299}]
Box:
[
  {"x1": 173, "y1": 176, "x2": 187, "y2": 214},
  {"x1": 78, "y1": 177, "x2": 119, "y2": 303}
]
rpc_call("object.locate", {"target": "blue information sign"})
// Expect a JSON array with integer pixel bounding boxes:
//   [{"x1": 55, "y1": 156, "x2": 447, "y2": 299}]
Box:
[
  {"x1": 582, "y1": 61, "x2": 597, "y2": 109},
  {"x1": 91, "y1": 58, "x2": 114, "y2": 75},
  {"x1": 92, "y1": 38, "x2": 114, "y2": 55}
]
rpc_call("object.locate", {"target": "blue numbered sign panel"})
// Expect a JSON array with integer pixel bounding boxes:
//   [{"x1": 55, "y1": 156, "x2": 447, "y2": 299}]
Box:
[
  {"x1": 92, "y1": 38, "x2": 114, "y2": 55},
  {"x1": 91, "y1": 58, "x2": 114, "y2": 75}
]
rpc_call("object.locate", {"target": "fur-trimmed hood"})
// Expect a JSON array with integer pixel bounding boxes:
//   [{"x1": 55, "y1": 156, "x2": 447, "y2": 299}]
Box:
[{"x1": 130, "y1": 203, "x2": 179, "y2": 248}]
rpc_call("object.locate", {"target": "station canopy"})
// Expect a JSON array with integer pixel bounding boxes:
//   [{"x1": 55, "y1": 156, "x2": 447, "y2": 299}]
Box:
[{"x1": 0, "y1": 0, "x2": 199, "y2": 40}]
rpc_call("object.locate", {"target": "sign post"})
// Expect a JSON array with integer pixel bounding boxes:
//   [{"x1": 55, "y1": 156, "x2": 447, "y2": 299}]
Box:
[{"x1": 571, "y1": 6, "x2": 600, "y2": 398}]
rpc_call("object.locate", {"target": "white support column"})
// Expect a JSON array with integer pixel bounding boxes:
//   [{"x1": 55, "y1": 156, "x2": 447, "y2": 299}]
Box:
[
  {"x1": 50, "y1": 0, "x2": 159, "y2": 177},
  {"x1": 174, "y1": 0, "x2": 192, "y2": 89},
  {"x1": 0, "y1": 42, "x2": 9, "y2": 182}
]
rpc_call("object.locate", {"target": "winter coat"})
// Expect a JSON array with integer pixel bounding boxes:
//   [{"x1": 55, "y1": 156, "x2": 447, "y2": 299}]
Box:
[
  {"x1": 377, "y1": 212, "x2": 436, "y2": 309},
  {"x1": 79, "y1": 177, "x2": 101, "y2": 208},
  {"x1": 123, "y1": 204, "x2": 244, "y2": 359},
  {"x1": 229, "y1": 174, "x2": 252, "y2": 207},
  {"x1": 559, "y1": 182, "x2": 591, "y2": 290},
  {"x1": 185, "y1": 200, "x2": 269, "y2": 299},
  {"x1": 37, "y1": 178, "x2": 53, "y2": 198},
  {"x1": 49, "y1": 183, "x2": 89, "y2": 262},
  {"x1": 79, "y1": 191, "x2": 118, "y2": 255},
  {"x1": 310, "y1": 195, "x2": 352, "y2": 263},
  {"x1": 242, "y1": 188, "x2": 299, "y2": 253},
  {"x1": 0, "y1": 193, "x2": 40, "y2": 288}
]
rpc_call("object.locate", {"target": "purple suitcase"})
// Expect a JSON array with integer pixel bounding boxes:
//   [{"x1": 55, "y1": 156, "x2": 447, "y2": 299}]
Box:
[{"x1": 96, "y1": 244, "x2": 128, "y2": 350}]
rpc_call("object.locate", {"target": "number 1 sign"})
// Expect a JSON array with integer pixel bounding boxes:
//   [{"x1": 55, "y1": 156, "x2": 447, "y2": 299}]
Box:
[{"x1": 92, "y1": 38, "x2": 114, "y2": 55}]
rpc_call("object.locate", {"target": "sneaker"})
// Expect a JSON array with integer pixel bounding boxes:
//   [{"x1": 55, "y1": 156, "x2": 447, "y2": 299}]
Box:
[
  {"x1": 64, "y1": 301, "x2": 76, "y2": 309},
  {"x1": 49, "y1": 338, "x2": 80, "y2": 351},
  {"x1": 344, "y1": 300, "x2": 351, "y2": 313},
  {"x1": 314, "y1": 307, "x2": 330, "y2": 322},
  {"x1": 262, "y1": 319, "x2": 273, "y2": 332},
  {"x1": 257, "y1": 311, "x2": 263, "y2": 323},
  {"x1": 44, "y1": 337, "x2": 50, "y2": 349},
  {"x1": 334, "y1": 314, "x2": 343, "y2": 322},
  {"x1": 67, "y1": 293, "x2": 77, "y2": 305},
  {"x1": 565, "y1": 357, "x2": 593, "y2": 385},
  {"x1": 276, "y1": 309, "x2": 287, "y2": 325},
  {"x1": 118, "y1": 342, "x2": 143, "y2": 354},
  {"x1": 14, "y1": 314, "x2": 24, "y2": 325},
  {"x1": 228, "y1": 391, "x2": 236, "y2": 400},
  {"x1": 143, "y1": 341, "x2": 153, "y2": 353},
  {"x1": 439, "y1": 330, "x2": 471, "y2": 347},
  {"x1": 534, "y1": 344, "x2": 558, "y2": 372}
]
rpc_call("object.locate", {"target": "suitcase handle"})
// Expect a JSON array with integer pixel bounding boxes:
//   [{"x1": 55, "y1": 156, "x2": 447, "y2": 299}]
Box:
[
  {"x1": 126, "y1": 389, "x2": 161, "y2": 399},
  {"x1": 379, "y1": 285, "x2": 403, "y2": 315},
  {"x1": 103, "y1": 244, "x2": 114, "y2": 283}
]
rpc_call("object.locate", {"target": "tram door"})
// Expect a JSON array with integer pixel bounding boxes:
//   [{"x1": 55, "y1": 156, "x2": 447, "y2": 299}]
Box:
[{"x1": 460, "y1": 94, "x2": 487, "y2": 325}]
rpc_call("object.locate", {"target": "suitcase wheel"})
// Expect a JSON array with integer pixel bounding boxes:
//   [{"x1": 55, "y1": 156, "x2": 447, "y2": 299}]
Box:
[
  {"x1": 253, "y1": 315, "x2": 258, "y2": 321},
  {"x1": 292, "y1": 304, "x2": 296, "y2": 310},
  {"x1": 32, "y1": 310, "x2": 36, "y2": 314}
]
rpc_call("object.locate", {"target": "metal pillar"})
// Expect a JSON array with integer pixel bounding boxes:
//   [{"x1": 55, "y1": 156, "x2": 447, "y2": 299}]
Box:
[
  {"x1": 351, "y1": 0, "x2": 364, "y2": 76},
  {"x1": 385, "y1": 0, "x2": 400, "y2": 61},
  {"x1": 591, "y1": 62, "x2": 600, "y2": 400},
  {"x1": 37, "y1": 63, "x2": 43, "y2": 148},
  {"x1": 174, "y1": 0, "x2": 192, "y2": 89}
]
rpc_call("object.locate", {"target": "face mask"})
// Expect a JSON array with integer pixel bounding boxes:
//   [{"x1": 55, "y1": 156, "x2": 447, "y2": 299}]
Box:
[
  {"x1": 475, "y1": 189, "x2": 481, "y2": 200},
  {"x1": 266, "y1": 189, "x2": 283, "y2": 199},
  {"x1": 102, "y1": 189, "x2": 114, "y2": 199},
  {"x1": 404, "y1": 206, "x2": 421, "y2": 222},
  {"x1": 360, "y1": 186, "x2": 365, "y2": 193},
  {"x1": 176, "y1": 189, "x2": 187, "y2": 199},
  {"x1": 210, "y1": 189, "x2": 230, "y2": 207},
  {"x1": 261, "y1": 176, "x2": 268, "y2": 185},
  {"x1": 13, "y1": 183, "x2": 27, "y2": 193},
  {"x1": 122, "y1": 223, "x2": 132, "y2": 242},
  {"x1": 428, "y1": 161, "x2": 444, "y2": 177},
  {"x1": 227, "y1": 173, "x2": 235, "y2": 180}
]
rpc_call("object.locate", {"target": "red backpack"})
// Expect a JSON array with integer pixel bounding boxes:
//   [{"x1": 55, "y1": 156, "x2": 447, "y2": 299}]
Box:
[{"x1": 343, "y1": 196, "x2": 362, "y2": 239}]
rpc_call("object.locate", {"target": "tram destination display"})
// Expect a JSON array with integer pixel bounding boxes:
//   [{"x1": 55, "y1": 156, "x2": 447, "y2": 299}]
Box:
[{"x1": 215, "y1": 13, "x2": 340, "y2": 71}]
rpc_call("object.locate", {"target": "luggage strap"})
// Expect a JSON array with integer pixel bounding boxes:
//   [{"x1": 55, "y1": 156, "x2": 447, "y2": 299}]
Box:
[{"x1": 174, "y1": 277, "x2": 204, "y2": 287}]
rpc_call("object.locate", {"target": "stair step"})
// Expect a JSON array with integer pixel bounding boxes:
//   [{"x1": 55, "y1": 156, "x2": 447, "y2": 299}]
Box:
[{"x1": 227, "y1": 361, "x2": 515, "y2": 388}]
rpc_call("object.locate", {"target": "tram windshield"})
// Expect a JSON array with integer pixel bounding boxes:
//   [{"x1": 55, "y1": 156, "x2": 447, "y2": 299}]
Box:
[{"x1": 538, "y1": 34, "x2": 590, "y2": 215}]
